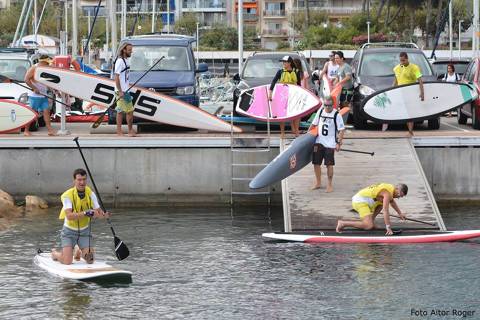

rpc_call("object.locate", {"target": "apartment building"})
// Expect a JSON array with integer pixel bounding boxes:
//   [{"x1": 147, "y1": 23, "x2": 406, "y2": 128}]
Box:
[{"x1": 0, "y1": 0, "x2": 10, "y2": 9}]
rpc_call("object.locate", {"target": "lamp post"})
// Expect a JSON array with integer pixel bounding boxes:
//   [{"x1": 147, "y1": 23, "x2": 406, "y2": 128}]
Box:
[
  {"x1": 459, "y1": 19, "x2": 464, "y2": 58},
  {"x1": 367, "y1": 21, "x2": 371, "y2": 43}
]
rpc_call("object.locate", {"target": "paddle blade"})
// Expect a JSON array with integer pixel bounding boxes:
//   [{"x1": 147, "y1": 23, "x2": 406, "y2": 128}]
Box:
[
  {"x1": 92, "y1": 109, "x2": 108, "y2": 128},
  {"x1": 114, "y1": 236, "x2": 130, "y2": 260}
]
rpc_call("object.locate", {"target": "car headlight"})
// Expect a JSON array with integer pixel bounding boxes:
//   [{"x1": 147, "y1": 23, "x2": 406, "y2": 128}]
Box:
[
  {"x1": 359, "y1": 85, "x2": 375, "y2": 96},
  {"x1": 176, "y1": 86, "x2": 195, "y2": 95},
  {"x1": 18, "y1": 92, "x2": 29, "y2": 104}
]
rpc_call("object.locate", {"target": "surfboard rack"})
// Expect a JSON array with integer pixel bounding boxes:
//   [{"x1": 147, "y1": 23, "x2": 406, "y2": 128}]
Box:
[{"x1": 230, "y1": 112, "x2": 273, "y2": 218}]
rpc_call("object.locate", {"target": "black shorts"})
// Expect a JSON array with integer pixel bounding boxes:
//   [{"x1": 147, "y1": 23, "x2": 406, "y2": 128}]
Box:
[
  {"x1": 312, "y1": 143, "x2": 335, "y2": 166},
  {"x1": 340, "y1": 88, "x2": 353, "y2": 104}
]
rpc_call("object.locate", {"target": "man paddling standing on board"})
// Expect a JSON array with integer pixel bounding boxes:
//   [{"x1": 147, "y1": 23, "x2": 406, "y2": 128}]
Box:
[
  {"x1": 24, "y1": 55, "x2": 57, "y2": 136},
  {"x1": 310, "y1": 95, "x2": 345, "y2": 193},
  {"x1": 336, "y1": 183, "x2": 408, "y2": 235},
  {"x1": 114, "y1": 42, "x2": 136, "y2": 137},
  {"x1": 383, "y1": 52, "x2": 425, "y2": 135},
  {"x1": 51, "y1": 169, "x2": 110, "y2": 265}
]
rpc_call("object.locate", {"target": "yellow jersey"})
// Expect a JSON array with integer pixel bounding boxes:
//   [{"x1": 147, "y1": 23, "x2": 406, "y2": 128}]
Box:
[
  {"x1": 393, "y1": 63, "x2": 422, "y2": 85},
  {"x1": 356, "y1": 183, "x2": 395, "y2": 200}
]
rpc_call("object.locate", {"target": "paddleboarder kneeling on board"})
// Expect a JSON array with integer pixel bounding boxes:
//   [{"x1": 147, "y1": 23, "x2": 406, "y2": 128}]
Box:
[
  {"x1": 309, "y1": 95, "x2": 345, "y2": 193},
  {"x1": 268, "y1": 55, "x2": 302, "y2": 137},
  {"x1": 51, "y1": 168, "x2": 110, "y2": 265},
  {"x1": 114, "y1": 42, "x2": 136, "y2": 137},
  {"x1": 336, "y1": 183, "x2": 408, "y2": 236},
  {"x1": 24, "y1": 55, "x2": 57, "y2": 137}
]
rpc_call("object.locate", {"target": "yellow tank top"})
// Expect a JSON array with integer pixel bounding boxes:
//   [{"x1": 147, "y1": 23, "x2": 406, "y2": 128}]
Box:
[
  {"x1": 280, "y1": 68, "x2": 298, "y2": 84},
  {"x1": 356, "y1": 183, "x2": 395, "y2": 200},
  {"x1": 59, "y1": 186, "x2": 93, "y2": 230}
]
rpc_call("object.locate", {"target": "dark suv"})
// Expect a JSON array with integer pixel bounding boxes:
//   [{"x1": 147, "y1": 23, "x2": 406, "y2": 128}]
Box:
[
  {"x1": 350, "y1": 43, "x2": 438, "y2": 129},
  {"x1": 232, "y1": 52, "x2": 314, "y2": 115}
]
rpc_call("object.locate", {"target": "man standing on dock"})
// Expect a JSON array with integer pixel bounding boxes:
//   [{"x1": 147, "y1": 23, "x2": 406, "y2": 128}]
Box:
[
  {"x1": 310, "y1": 95, "x2": 345, "y2": 193},
  {"x1": 114, "y1": 42, "x2": 136, "y2": 137},
  {"x1": 336, "y1": 183, "x2": 408, "y2": 235},
  {"x1": 383, "y1": 52, "x2": 424, "y2": 135}
]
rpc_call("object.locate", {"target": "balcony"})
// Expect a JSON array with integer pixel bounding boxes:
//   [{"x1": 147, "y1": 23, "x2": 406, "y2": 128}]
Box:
[
  {"x1": 236, "y1": 13, "x2": 259, "y2": 22},
  {"x1": 263, "y1": 9, "x2": 286, "y2": 17},
  {"x1": 263, "y1": 29, "x2": 288, "y2": 36},
  {"x1": 183, "y1": 0, "x2": 226, "y2": 9}
]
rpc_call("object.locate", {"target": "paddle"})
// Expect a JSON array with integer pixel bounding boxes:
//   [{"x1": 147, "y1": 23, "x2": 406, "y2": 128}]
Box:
[
  {"x1": 91, "y1": 56, "x2": 165, "y2": 129},
  {"x1": 73, "y1": 137, "x2": 130, "y2": 260},
  {"x1": 340, "y1": 148, "x2": 375, "y2": 156},
  {"x1": 391, "y1": 215, "x2": 437, "y2": 227}
]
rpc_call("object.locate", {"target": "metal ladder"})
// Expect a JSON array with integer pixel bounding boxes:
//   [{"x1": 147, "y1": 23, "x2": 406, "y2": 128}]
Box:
[{"x1": 230, "y1": 112, "x2": 272, "y2": 216}]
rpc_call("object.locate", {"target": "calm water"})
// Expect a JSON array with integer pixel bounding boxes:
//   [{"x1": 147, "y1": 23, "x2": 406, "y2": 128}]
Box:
[{"x1": 1, "y1": 205, "x2": 479, "y2": 320}]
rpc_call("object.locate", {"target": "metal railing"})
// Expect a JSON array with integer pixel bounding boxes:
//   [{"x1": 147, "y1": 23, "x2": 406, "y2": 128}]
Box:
[
  {"x1": 263, "y1": 9, "x2": 286, "y2": 17},
  {"x1": 263, "y1": 29, "x2": 288, "y2": 36}
]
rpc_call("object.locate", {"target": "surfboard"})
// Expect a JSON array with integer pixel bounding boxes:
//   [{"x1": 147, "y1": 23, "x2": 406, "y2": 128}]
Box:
[
  {"x1": 249, "y1": 107, "x2": 349, "y2": 190},
  {"x1": 0, "y1": 99, "x2": 38, "y2": 133},
  {"x1": 361, "y1": 82, "x2": 478, "y2": 124},
  {"x1": 33, "y1": 66, "x2": 242, "y2": 133},
  {"x1": 219, "y1": 115, "x2": 311, "y2": 129},
  {"x1": 236, "y1": 84, "x2": 321, "y2": 122},
  {"x1": 34, "y1": 252, "x2": 132, "y2": 282},
  {"x1": 262, "y1": 229, "x2": 480, "y2": 244}
]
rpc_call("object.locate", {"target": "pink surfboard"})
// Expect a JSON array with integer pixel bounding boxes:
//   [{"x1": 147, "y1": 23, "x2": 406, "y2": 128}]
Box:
[{"x1": 236, "y1": 84, "x2": 321, "y2": 122}]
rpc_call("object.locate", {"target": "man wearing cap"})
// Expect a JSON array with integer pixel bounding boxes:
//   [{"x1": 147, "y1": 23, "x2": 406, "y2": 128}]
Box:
[
  {"x1": 113, "y1": 42, "x2": 136, "y2": 137},
  {"x1": 309, "y1": 95, "x2": 345, "y2": 193},
  {"x1": 269, "y1": 55, "x2": 302, "y2": 137},
  {"x1": 24, "y1": 55, "x2": 56, "y2": 136},
  {"x1": 336, "y1": 183, "x2": 408, "y2": 235}
]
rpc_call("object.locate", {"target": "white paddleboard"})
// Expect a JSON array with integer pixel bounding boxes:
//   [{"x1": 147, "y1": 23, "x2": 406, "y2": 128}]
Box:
[
  {"x1": 33, "y1": 66, "x2": 242, "y2": 132},
  {"x1": 0, "y1": 99, "x2": 38, "y2": 133},
  {"x1": 34, "y1": 252, "x2": 132, "y2": 281},
  {"x1": 361, "y1": 82, "x2": 478, "y2": 123}
]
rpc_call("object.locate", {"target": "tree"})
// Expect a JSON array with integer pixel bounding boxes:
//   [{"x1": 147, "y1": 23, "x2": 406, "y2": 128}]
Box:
[
  {"x1": 289, "y1": 9, "x2": 328, "y2": 33},
  {"x1": 174, "y1": 13, "x2": 197, "y2": 36}
]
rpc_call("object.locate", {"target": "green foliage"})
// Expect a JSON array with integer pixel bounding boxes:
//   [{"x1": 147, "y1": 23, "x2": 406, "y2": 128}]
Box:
[
  {"x1": 174, "y1": 13, "x2": 197, "y2": 36},
  {"x1": 290, "y1": 10, "x2": 328, "y2": 32},
  {"x1": 201, "y1": 25, "x2": 238, "y2": 50}
]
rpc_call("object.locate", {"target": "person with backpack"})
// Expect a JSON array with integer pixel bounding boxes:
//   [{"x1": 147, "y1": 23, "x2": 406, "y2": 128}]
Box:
[
  {"x1": 309, "y1": 95, "x2": 345, "y2": 193},
  {"x1": 113, "y1": 42, "x2": 135, "y2": 137},
  {"x1": 442, "y1": 64, "x2": 460, "y2": 117}
]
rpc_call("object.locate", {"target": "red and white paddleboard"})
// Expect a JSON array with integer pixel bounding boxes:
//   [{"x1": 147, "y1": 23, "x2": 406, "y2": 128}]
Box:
[
  {"x1": 33, "y1": 66, "x2": 242, "y2": 132},
  {"x1": 262, "y1": 229, "x2": 480, "y2": 244},
  {"x1": 0, "y1": 99, "x2": 38, "y2": 133}
]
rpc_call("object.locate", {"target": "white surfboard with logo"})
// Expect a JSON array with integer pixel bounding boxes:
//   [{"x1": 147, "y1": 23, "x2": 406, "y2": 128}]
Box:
[
  {"x1": 0, "y1": 99, "x2": 38, "y2": 133},
  {"x1": 33, "y1": 66, "x2": 242, "y2": 132},
  {"x1": 361, "y1": 82, "x2": 478, "y2": 123}
]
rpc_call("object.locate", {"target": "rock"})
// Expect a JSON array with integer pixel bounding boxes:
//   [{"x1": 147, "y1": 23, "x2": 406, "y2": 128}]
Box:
[
  {"x1": 25, "y1": 195, "x2": 49, "y2": 212},
  {"x1": 0, "y1": 189, "x2": 15, "y2": 207}
]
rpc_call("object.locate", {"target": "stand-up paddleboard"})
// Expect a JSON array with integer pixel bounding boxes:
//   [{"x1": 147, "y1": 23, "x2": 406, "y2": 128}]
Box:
[
  {"x1": 236, "y1": 84, "x2": 321, "y2": 122},
  {"x1": 34, "y1": 252, "x2": 132, "y2": 282},
  {"x1": 219, "y1": 115, "x2": 311, "y2": 129},
  {"x1": 0, "y1": 99, "x2": 38, "y2": 133},
  {"x1": 33, "y1": 66, "x2": 242, "y2": 133},
  {"x1": 361, "y1": 82, "x2": 478, "y2": 124},
  {"x1": 249, "y1": 107, "x2": 349, "y2": 190},
  {"x1": 262, "y1": 229, "x2": 480, "y2": 244}
]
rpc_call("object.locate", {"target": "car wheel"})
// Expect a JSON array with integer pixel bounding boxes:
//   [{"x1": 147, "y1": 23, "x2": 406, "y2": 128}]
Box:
[
  {"x1": 428, "y1": 117, "x2": 440, "y2": 130},
  {"x1": 457, "y1": 106, "x2": 468, "y2": 124},
  {"x1": 353, "y1": 107, "x2": 367, "y2": 129},
  {"x1": 472, "y1": 106, "x2": 480, "y2": 130}
]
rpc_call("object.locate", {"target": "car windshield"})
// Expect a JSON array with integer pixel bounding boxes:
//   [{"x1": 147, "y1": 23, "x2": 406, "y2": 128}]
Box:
[
  {"x1": 243, "y1": 58, "x2": 283, "y2": 78},
  {"x1": 0, "y1": 59, "x2": 31, "y2": 82},
  {"x1": 432, "y1": 63, "x2": 469, "y2": 75},
  {"x1": 360, "y1": 52, "x2": 433, "y2": 77},
  {"x1": 130, "y1": 45, "x2": 191, "y2": 72}
]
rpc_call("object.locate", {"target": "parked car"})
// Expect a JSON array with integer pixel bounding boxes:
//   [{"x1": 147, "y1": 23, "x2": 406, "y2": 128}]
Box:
[
  {"x1": 350, "y1": 42, "x2": 438, "y2": 129},
  {"x1": 431, "y1": 58, "x2": 470, "y2": 80},
  {"x1": 458, "y1": 58, "x2": 480, "y2": 129},
  {"x1": 110, "y1": 34, "x2": 209, "y2": 129},
  {"x1": 232, "y1": 52, "x2": 315, "y2": 115}
]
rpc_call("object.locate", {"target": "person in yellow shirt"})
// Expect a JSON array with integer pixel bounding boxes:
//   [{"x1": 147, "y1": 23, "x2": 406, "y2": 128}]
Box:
[
  {"x1": 382, "y1": 52, "x2": 424, "y2": 136},
  {"x1": 336, "y1": 183, "x2": 408, "y2": 235},
  {"x1": 51, "y1": 168, "x2": 110, "y2": 265}
]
